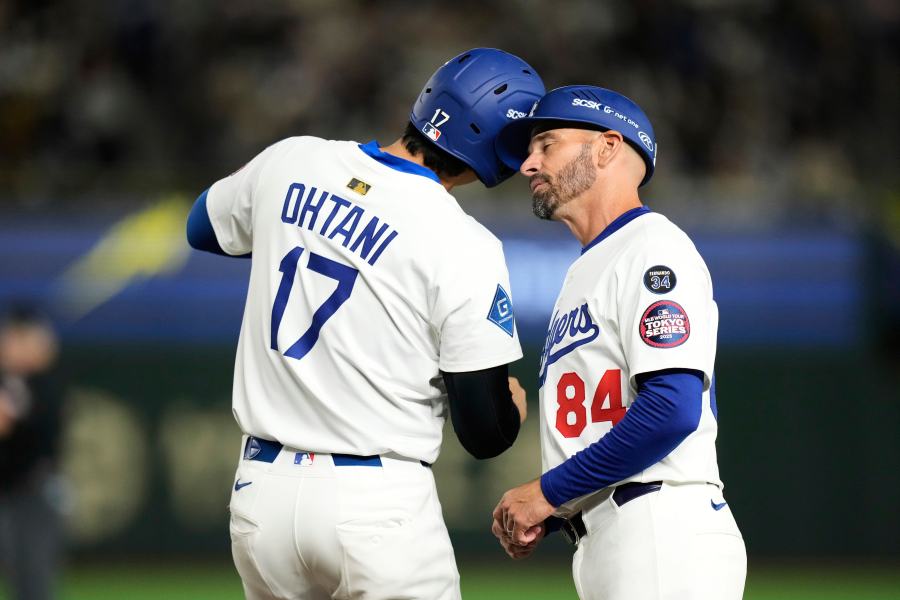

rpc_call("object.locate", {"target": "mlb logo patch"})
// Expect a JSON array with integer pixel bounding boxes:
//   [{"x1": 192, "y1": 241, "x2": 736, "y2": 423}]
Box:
[
  {"x1": 422, "y1": 122, "x2": 442, "y2": 141},
  {"x1": 347, "y1": 178, "x2": 371, "y2": 196},
  {"x1": 487, "y1": 284, "x2": 515, "y2": 337},
  {"x1": 294, "y1": 452, "x2": 315, "y2": 467}
]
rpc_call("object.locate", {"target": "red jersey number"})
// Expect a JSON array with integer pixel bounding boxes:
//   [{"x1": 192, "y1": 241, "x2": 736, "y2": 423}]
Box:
[{"x1": 555, "y1": 369, "x2": 625, "y2": 438}]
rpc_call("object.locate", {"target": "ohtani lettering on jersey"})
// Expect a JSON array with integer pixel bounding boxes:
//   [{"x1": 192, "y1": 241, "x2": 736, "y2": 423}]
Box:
[
  {"x1": 538, "y1": 302, "x2": 600, "y2": 386},
  {"x1": 280, "y1": 182, "x2": 399, "y2": 266}
]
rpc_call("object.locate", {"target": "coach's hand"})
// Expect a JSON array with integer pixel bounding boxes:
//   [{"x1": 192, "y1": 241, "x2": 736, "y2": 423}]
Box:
[
  {"x1": 492, "y1": 517, "x2": 545, "y2": 559},
  {"x1": 508, "y1": 377, "x2": 527, "y2": 424},
  {"x1": 493, "y1": 478, "x2": 555, "y2": 547}
]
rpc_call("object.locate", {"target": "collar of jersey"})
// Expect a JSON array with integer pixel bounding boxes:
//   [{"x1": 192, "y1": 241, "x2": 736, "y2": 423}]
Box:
[
  {"x1": 357, "y1": 140, "x2": 442, "y2": 184},
  {"x1": 581, "y1": 206, "x2": 652, "y2": 255}
]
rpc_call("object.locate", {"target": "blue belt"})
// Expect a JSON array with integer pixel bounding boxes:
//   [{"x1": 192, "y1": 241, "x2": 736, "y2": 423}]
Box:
[
  {"x1": 612, "y1": 481, "x2": 662, "y2": 507},
  {"x1": 243, "y1": 436, "x2": 426, "y2": 467}
]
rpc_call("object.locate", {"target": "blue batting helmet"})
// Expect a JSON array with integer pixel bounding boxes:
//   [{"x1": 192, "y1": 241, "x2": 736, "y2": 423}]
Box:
[
  {"x1": 410, "y1": 48, "x2": 545, "y2": 187},
  {"x1": 495, "y1": 85, "x2": 657, "y2": 186}
]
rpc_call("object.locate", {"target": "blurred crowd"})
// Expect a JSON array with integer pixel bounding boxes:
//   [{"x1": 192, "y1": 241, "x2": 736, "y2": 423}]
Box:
[{"x1": 1, "y1": 0, "x2": 898, "y2": 227}]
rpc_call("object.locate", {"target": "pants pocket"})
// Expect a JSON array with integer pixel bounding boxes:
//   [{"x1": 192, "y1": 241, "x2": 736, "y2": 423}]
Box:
[
  {"x1": 336, "y1": 516, "x2": 458, "y2": 600},
  {"x1": 230, "y1": 510, "x2": 277, "y2": 599},
  {"x1": 229, "y1": 467, "x2": 278, "y2": 599},
  {"x1": 230, "y1": 511, "x2": 259, "y2": 538}
]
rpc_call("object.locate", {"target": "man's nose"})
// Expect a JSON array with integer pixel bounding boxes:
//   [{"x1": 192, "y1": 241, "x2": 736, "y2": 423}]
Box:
[{"x1": 520, "y1": 152, "x2": 540, "y2": 176}]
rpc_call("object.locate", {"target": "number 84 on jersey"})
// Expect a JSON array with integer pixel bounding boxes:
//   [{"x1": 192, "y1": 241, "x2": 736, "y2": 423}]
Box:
[{"x1": 553, "y1": 369, "x2": 627, "y2": 439}]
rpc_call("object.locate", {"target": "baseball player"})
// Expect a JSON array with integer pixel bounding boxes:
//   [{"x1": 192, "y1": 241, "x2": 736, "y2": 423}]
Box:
[
  {"x1": 490, "y1": 85, "x2": 747, "y2": 599},
  {"x1": 186, "y1": 49, "x2": 544, "y2": 599}
]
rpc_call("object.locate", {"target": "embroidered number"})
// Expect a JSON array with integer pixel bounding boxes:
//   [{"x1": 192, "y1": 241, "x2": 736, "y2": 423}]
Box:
[
  {"x1": 649, "y1": 275, "x2": 670, "y2": 291},
  {"x1": 556, "y1": 372, "x2": 587, "y2": 437},
  {"x1": 590, "y1": 369, "x2": 626, "y2": 427},
  {"x1": 270, "y1": 246, "x2": 359, "y2": 361},
  {"x1": 555, "y1": 369, "x2": 624, "y2": 438}
]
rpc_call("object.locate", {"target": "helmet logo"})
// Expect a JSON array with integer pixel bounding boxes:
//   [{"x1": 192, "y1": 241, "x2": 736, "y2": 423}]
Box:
[
  {"x1": 422, "y1": 122, "x2": 442, "y2": 141},
  {"x1": 506, "y1": 108, "x2": 527, "y2": 119},
  {"x1": 572, "y1": 98, "x2": 601, "y2": 110},
  {"x1": 638, "y1": 131, "x2": 654, "y2": 152},
  {"x1": 423, "y1": 108, "x2": 451, "y2": 141},
  {"x1": 602, "y1": 105, "x2": 640, "y2": 130},
  {"x1": 528, "y1": 100, "x2": 539, "y2": 117}
]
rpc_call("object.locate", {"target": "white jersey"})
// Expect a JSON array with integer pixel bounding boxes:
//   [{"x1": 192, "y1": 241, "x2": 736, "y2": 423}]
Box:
[
  {"x1": 538, "y1": 209, "x2": 721, "y2": 512},
  {"x1": 205, "y1": 136, "x2": 522, "y2": 463}
]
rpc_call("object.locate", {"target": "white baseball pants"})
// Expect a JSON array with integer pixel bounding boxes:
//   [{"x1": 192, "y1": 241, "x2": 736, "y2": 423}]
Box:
[
  {"x1": 228, "y1": 438, "x2": 460, "y2": 600},
  {"x1": 572, "y1": 482, "x2": 746, "y2": 600}
]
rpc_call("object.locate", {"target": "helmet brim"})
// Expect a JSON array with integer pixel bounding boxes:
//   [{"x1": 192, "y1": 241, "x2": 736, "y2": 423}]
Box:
[
  {"x1": 496, "y1": 116, "x2": 655, "y2": 186},
  {"x1": 496, "y1": 116, "x2": 617, "y2": 171}
]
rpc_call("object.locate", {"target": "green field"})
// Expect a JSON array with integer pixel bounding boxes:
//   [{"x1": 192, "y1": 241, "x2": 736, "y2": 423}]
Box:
[{"x1": 2, "y1": 562, "x2": 898, "y2": 599}]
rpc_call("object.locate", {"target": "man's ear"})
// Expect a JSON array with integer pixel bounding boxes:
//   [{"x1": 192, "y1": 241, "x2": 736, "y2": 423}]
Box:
[{"x1": 595, "y1": 130, "x2": 624, "y2": 168}]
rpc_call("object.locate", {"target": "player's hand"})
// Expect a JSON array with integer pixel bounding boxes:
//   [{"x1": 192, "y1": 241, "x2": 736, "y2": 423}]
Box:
[
  {"x1": 493, "y1": 478, "x2": 556, "y2": 546},
  {"x1": 508, "y1": 377, "x2": 527, "y2": 424},
  {"x1": 491, "y1": 516, "x2": 545, "y2": 559}
]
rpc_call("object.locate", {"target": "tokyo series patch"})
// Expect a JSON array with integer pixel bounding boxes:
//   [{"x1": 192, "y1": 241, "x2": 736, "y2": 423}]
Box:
[
  {"x1": 643, "y1": 265, "x2": 676, "y2": 294},
  {"x1": 487, "y1": 284, "x2": 515, "y2": 337},
  {"x1": 639, "y1": 300, "x2": 690, "y2": 348}
]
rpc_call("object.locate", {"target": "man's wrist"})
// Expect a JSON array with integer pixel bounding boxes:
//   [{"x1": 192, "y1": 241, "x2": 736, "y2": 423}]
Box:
[{"x1": 539, "y1": 471, "x2": 564, "y2": 509}]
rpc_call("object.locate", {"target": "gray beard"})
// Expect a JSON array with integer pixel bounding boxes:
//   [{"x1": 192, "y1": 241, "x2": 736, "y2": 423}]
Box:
[{"x1": 531, "y1": 143, "x2": 597, "y2": 220}]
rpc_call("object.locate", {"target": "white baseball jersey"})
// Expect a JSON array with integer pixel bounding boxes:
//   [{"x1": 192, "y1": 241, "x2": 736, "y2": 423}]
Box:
[
  {"x1": 205, "y1": 136, "x2": 522, "y2": 464},
  {"x1": 538, "y1": 208, "x2": 721, "y2": 513}
]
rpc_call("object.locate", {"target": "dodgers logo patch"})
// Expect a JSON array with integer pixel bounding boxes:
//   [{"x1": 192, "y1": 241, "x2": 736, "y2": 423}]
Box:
[
  {"x1": 639, "y1": 301, "x2": 690, "y2": 348},
  {"x1": 487, "y1": 285, "x2": 515, "y2": 336},
  {"x1": 643, "y1": 265, "x2": 676, "y2": 294}
]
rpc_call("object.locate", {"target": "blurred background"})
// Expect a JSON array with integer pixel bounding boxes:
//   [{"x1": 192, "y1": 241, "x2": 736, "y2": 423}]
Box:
[{"x1": 1, "y1": 0, "x2": 899, "y2": 598}]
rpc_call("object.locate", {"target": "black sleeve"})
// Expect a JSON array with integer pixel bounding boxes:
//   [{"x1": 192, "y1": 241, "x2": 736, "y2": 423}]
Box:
[{"x1": 441, "y1": 364, "x2": 521, "y2": 460}]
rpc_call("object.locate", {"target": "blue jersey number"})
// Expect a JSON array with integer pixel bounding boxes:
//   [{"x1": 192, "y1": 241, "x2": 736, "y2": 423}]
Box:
[{"x1": 270, "y1": 246, "x2": 359, "y2": 360}]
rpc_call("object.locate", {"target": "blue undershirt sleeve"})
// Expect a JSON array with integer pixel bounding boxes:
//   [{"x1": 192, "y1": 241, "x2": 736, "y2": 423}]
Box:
[
  {"x1": 539, "y1": 368, "x2": 704, "y2": 508},
  {"x1": 186, "y1": 189, "x2": 251, "y2": 258}
]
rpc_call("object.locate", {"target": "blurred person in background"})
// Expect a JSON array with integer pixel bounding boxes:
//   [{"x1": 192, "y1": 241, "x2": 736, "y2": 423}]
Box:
[{"x1": 0, "y1": 306, "x2": 66, "y2": 600}]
